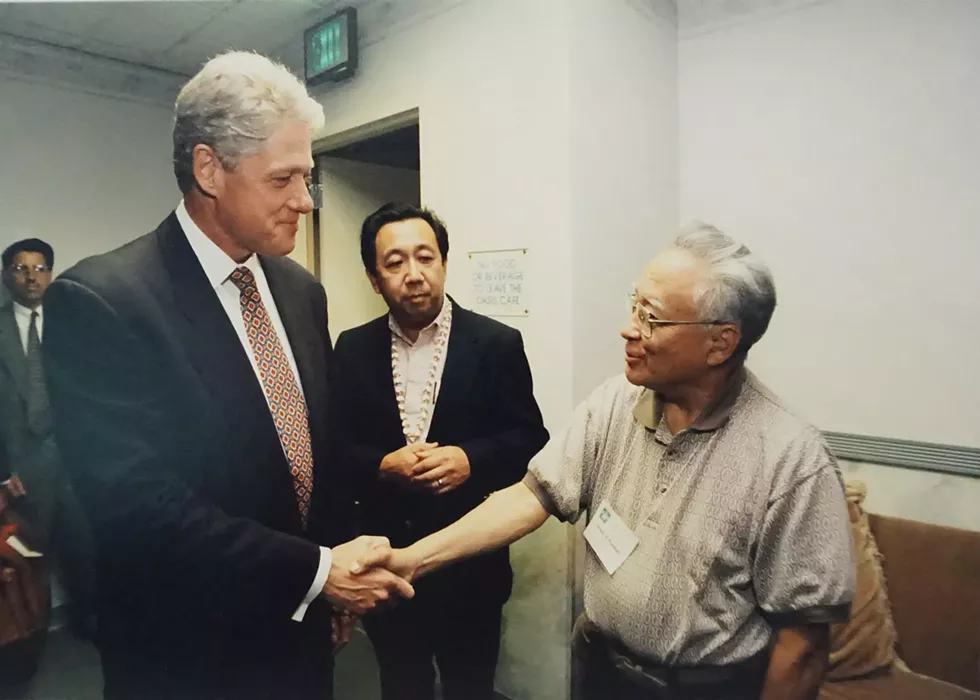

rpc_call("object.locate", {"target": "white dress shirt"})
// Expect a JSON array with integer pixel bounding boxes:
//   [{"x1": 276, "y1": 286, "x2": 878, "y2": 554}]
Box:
[
  {"x1": 389, "y1": 298, "x2": 452, "y2": 443},
  {"x1": 12, "y1": 301, "x2": 41, "y2": 354},
  {"x1": 176, "y1": 202, "x2": 330, "y2": 622}
]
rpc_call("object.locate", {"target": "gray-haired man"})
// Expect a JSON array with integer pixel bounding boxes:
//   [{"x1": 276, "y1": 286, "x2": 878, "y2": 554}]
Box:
[
  {"x1": 42, "y1": 52, "x2": 412, "y2": 700},
  {"x1": 376, "y1": 223, "x2": 856, "y2": 700}
]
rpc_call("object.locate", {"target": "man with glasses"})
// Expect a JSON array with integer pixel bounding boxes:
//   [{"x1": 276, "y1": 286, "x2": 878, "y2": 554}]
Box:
[
  {"x1": 372, "y1": 222, "x2": 855, "y2": 700},
  {"x1": 41, "y1": 53, "x2": 412, "y2": 700},
  {"x1": 0, "y1": 238, "x2": 95, "y2": 640}
]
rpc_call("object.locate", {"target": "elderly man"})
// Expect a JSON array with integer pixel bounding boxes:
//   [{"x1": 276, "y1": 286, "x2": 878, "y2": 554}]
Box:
[
  {"x1": 42, "y1": 52, "x2": 412, "y2": 700},
  {"x1": 375, "y1": 223, "x2": 856, "y2": 700}
]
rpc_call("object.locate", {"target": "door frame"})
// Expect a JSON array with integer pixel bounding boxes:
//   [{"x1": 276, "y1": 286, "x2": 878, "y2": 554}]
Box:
[{"x1": 306, "y1": 108, "x2": 420, "y2": 282}]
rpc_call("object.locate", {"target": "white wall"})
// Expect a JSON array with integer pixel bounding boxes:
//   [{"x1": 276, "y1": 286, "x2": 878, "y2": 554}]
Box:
[
  {"x1": 679, "y1": 0, "x2": 980, "y2": 448},
  {"x1": 678, "y1": 0, "x2": 980, "y2": 529},
  {"x1": 569, "y1": 0, "x2": 678, "y2": 403},
  {"x1": 0, "y1": 75, "x2": 178, "y2": 281},
  {"x1": 313, "y1": 2, "x2": 575, "y2": 698},
  {"x1": 840, "y1": 460, "x2": 980, "y2": 532},
  {"x1": 318, "y1": 157, "x2": 420, "y2": 339}
]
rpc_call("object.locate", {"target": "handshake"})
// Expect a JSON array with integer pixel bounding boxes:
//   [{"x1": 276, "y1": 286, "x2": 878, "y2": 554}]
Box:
[{"x1": 319, "y1": 535, "x2": 422, "y2": 650}]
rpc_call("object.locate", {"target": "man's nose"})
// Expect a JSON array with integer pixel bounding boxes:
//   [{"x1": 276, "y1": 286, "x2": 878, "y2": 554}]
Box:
[
  {"x1": 621, "y1": 321, "x2": 640, "y2": 341},
  {"x1": 405, "y1": 259, "x2": 423, "y2": 280},
  {"x1": 292, "y1": 186, "x2": 314, "y2": 214}
]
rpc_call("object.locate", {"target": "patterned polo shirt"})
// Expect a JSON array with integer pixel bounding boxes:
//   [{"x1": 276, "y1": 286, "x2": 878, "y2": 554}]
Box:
[{"x1": 525, "y1": 369, "x2": 855, "y2": 665}]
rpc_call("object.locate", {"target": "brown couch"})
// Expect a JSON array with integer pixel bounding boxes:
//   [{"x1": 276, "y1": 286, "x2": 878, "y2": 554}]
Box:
[{"x1": 820, "y1": 512, "x2": 980, "y2": 700}]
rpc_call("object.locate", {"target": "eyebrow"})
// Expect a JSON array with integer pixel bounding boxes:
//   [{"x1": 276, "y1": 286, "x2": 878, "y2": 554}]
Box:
[{"x1": 634, "y1": 290, "x2": 665, "y2": 312}]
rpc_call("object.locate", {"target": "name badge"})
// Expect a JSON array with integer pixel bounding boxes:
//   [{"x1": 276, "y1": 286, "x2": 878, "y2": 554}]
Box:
[{"x1": 583, "y1": 500, "x2": 639, "y2": 576}]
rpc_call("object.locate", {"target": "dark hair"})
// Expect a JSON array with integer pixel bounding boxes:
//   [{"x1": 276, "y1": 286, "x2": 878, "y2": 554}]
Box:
[
  {"x1": 2, "y1": 238, "x2": 54, "y2": 269},
  {"x1": 360, "y1": 202, "x2": 449, "y2": 273}
]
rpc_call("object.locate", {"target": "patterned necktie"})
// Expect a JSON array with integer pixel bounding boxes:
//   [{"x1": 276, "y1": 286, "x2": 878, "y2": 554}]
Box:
[
  {"x1": 25, "y1": 311, "x2": 52, "y2": 436},
  {"x1": 229, "y1": 266, "x2": 314, "y2": 526}
]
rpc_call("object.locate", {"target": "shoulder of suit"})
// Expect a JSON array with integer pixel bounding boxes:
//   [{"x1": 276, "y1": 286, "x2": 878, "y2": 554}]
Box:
[
  {"x1": 53, "y1": 218, "x2": 169, "y2": 300},
  {"x1": 336, "y1": 314, "x2": 388, "y2": 345}
]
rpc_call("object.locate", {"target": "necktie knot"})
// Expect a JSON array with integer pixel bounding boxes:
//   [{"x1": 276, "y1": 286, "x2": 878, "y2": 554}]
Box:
[{"x1": 229, "y1": 266, "x2": 257, "y2": 297}]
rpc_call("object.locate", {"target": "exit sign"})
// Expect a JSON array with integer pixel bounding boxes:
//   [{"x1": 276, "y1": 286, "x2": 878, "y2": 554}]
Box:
[{"x1": 304, "y1": 7, "x2": 358, "y2": 85}]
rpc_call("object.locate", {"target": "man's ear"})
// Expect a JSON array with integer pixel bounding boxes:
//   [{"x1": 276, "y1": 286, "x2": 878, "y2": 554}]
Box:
[
  {"x1": 706, "y1": 324, "x2": 741, "y2": 367},
  {"x1": 192, "y1": 144, "x2": 222, "y2": 198}
]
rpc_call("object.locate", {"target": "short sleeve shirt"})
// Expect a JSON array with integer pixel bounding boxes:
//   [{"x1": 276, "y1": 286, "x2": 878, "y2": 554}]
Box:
[{"x1": 525, "y1": 370, "x2": 855, "y2": 665}]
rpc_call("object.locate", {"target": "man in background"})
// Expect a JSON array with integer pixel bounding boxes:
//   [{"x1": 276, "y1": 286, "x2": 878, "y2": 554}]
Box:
[
  {"x1": 332, "y1": 202, "x2": 549, "y2": 700},
  {"x1": 42, "y1": 52, "x2": 412, "y2": 700},
  {"x1": 376, "y1": 223, "x2": 856, "y2": 700},
  {"x1": 0, "y1": 239, "x2": 94, "y2": 639}
]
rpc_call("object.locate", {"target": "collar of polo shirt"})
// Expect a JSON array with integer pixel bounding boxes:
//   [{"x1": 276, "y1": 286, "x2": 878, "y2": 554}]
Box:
[{"x1": 632, "y1": 367, "x2": 747, "y2": 432}]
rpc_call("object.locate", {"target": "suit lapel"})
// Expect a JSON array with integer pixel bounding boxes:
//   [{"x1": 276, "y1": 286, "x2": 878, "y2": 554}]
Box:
[
  {"x1": 156, "y1": 216, "x2": 282, "y2": 448},
  {"x1": 0, "y1": 306, "x2": 29, "y2": 401},
  {"x1": 428, "y1": 304, "x2": 479, "y2": 438},
  {"x1": 366, "y1": 317, "x2": 404, "y2": 441}
]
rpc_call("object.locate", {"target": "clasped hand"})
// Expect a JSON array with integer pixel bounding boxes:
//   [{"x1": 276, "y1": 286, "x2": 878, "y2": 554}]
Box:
[
  {"x1": 323, "y1": 535, "x2": 415, "y2": 616},
  {"x1": 323, "y1": 536, "x2": 420, "y2": 653},
  {"x1": 380, "y1": 442, "x2": 471, "y2": 495}
]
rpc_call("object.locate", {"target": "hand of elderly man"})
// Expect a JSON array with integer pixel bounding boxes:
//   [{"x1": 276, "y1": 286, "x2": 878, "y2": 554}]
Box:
[
  {"x1": 322, "y1": 535, "x2": 415, "y2": 615},
  {"x1": 352, "y1": 545, "x2": 422, "y2": 586}
]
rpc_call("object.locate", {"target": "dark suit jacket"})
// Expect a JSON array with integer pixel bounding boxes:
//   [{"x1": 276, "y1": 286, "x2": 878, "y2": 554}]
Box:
[
  {"x1": 332, "y1": 303, "x2": 548, "y2": 606},
  {"x1": 42, "y1": 213, "x2": 346, "y2": 699},
  {"x1": 0, "y1": 304, "x2": 63, "y2": 542}
]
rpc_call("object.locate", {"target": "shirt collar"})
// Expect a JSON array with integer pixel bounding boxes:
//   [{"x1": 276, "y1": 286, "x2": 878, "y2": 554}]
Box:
[
  {"x1": 632, "y1": 367, "x2": 747, "y2": 432},
  {"x1": 388, "y1": 296, "x2": 452, "y2": 346},
  {"x1": 176, "y1": 200, "x2": 259, "y2": 288},
  {"x1": 12, "y1": 301, "x2": 40, "y2": 322}
]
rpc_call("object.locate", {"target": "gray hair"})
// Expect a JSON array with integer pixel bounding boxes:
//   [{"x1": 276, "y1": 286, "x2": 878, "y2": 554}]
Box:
[
  {"x1": 673, "y1": 221, "x2": 777, "y2": 357},
  {"x1": 173, "y1": 51, "x2": 326, "y2": 195}
]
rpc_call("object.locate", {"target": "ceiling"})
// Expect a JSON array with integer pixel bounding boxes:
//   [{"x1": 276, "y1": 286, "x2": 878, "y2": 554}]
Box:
[{"x1": 0, "y1": 0, "x2": 364, "y2": 76}]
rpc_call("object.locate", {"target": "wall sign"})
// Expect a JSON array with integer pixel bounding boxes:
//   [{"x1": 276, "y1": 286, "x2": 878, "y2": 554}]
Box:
[{"x1": 468, "y1": 248, "x2": 529, "y2": 317}]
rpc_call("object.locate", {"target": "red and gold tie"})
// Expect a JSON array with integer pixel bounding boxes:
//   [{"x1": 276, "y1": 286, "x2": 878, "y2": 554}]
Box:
[{"x1": 230, "y1": 266, "x2": 314, "y2": 526}]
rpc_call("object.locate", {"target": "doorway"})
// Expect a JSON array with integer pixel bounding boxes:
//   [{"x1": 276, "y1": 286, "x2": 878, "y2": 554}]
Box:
[{"x1": 313, "y1": 111, "x2": 421, "y2": 341}]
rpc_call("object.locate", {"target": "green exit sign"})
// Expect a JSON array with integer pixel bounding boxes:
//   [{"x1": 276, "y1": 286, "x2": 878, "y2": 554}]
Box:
[{"x1": 304, "y1": 7, "x2": 358, "y2": 85}]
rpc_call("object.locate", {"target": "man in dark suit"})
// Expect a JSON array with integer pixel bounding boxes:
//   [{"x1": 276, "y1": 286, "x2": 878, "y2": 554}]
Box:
[
  {"x1": 41, "y1": 52, "x2": 412, "y2": 700},
  {"x1": 331, "y1": 202, "x2": 549, "y2": 700},
  {"x1": 0, "y1": 238, "x2": 94, "y2": 637}
]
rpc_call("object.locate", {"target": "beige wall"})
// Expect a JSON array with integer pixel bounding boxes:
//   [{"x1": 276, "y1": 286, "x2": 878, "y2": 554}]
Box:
[{"x1": 318, "y1": 156, "x2": 420, "y2": 340}]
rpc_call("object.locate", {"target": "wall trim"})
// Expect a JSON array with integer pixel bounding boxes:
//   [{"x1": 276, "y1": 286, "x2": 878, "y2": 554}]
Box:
[{"x1": 825, "y1": 432, "x2": 980, "y2": 479}]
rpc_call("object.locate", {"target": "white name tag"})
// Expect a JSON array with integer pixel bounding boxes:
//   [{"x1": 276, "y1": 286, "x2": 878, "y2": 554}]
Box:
[{"x1": 583, "y1": 500, "x2": 639, "y2": 576}]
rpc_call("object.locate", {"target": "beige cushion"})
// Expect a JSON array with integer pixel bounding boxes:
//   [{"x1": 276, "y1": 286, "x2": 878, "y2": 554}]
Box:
[{"x1": 826, "y1": 481, "x2": 900, "y2": 680}]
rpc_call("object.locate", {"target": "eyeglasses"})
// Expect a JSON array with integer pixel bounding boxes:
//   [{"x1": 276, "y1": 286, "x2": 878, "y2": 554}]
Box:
[
  {"x1": 9, "y1": 264, "x2": 51, "y2": 275},
  {"x1": 628, "y1": 293, "x2": 728, "y2": 339}
]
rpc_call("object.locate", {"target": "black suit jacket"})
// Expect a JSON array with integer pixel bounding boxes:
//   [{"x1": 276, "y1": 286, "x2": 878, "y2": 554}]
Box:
[
  {"x1": 332, "y1": 303, "x2": 548, "y2": 605},
  {"x1": 42, "y1": 213, "x2": 345, "y2": 697}
]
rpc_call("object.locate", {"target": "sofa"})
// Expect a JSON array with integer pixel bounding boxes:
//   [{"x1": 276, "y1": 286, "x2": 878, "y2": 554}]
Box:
[{"x1": 819, "y1": 486, "x2": 980, "y2": 700}]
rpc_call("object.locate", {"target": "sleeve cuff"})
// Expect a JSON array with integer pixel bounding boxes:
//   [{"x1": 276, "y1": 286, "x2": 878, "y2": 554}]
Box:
[
  {"x1": 522, "y1": 473, "x2": 562, "y2": 519},
  {"x1": 291, "y1": 546, "x2": 332, "y2": 622},
  {"x1": 762, "y1": 603, "x2": 852, "y2": 628}
]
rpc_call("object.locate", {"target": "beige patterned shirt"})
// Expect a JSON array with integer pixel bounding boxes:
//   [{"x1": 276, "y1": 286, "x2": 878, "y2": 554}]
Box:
[{"x1": 526, "y1": 369, "x2": 855, "y2": 665}]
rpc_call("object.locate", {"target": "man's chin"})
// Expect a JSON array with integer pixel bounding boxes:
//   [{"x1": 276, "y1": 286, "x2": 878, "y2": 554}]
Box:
[{"x1": 623, "y1": 365, "x2": 650, "y2": 387}]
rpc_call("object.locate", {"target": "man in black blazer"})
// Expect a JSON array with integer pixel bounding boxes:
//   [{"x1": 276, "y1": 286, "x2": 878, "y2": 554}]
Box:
[
  {"x1": 42, "y1": 52, "x2": 412, "y2": 700},
  {"x1": 331, "y1": 202, "x2": 549, "y2": 700}
]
